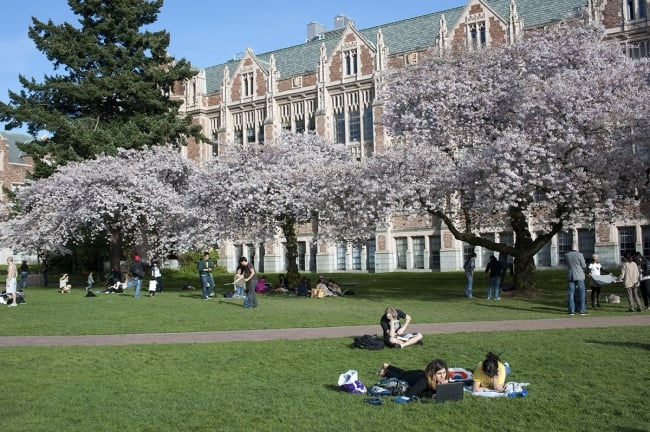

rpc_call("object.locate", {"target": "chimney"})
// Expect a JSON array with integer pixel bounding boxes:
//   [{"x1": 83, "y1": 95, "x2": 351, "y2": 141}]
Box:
[
  {"x1": 307, "y1": 21, "x2": 327, "y2": 41},
  {"x1": 334, "y1": 14, "x2": 353, "y2": 30}
]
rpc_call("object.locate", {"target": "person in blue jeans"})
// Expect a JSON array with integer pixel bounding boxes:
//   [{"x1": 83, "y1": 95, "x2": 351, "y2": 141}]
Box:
[
  {"x1": 565, "y1": 245, "x2": 587, "y2": 315},
  {"x1": 128, "y1": 253, "x2": 145, "y2": 298},
  {"x1": 463, "y1": 253, "x2": 476, "y2": 298},
  {"x1": 238, "y1": 256, "x2": 258, "y2": 308},
  {"x1": 485, "y1": 255, "x2": 503, "y2": 300},
  {"x1": 198, "y1": 252, "x2": 215, "y2": 300},
  {"x1": 20, "y1": 260, "x2": 29, "y2": 290}
]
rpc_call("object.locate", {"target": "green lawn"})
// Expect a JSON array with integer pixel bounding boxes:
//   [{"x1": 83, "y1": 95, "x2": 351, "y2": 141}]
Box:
[
  {"x1": 1, "y1": 270, "x2": 648, "y2": 432},
  {"x1": 0, "y1": 269, "x2": 632, "y2": 336}
]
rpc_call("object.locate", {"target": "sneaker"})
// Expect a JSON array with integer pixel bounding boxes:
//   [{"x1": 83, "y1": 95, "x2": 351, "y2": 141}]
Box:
[
  {"x1": 580, "y1": 312, "x2": 588, "y2": 316},
  {"x1": 8, "y1": 303, "x2": 17, "y2": 307},
  {"x1": 486, "y1": 297, "x2": 491, "y2": 300},
  {"x1": 569, "y1": 313, "x2": 575, "y2": 316},
  {"x1": 495, "y1": 297, "x2": 501, "y2": 301},
  {"x1": 637, "y1": 308, "x2": 643, "y2": 312},
  {"x1": 628, "y1": 309, "x2": 635, "y2": 312}
]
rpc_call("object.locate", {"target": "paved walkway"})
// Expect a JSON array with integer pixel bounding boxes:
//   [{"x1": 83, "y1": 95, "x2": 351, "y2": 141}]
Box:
[{"x1": 1, "y1": 314, "x2": 648, "y2": 347}]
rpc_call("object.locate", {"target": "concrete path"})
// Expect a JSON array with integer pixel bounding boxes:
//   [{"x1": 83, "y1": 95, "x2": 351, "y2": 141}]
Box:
[{"x1": 1, "y1": 314, "x2": 648, "y2": 347}]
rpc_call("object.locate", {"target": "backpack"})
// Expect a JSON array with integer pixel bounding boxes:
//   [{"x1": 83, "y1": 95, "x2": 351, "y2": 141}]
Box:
[
  {"x1": 353, "y1": 334, "x2": 384, "y2": 350},
  {"x1": 369, "y1": 378, "x2": 409, "y2": 396}
]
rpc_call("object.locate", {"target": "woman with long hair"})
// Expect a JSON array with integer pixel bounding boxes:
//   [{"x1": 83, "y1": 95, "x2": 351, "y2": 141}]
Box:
[{"x1": 377, "y1": 359, "x2": 449, "y2": 397}]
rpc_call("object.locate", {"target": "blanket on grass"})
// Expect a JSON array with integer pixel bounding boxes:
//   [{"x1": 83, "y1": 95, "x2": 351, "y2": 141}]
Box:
[{"x1": 464, "y1": 381, "x2": 530, "y2": 397}]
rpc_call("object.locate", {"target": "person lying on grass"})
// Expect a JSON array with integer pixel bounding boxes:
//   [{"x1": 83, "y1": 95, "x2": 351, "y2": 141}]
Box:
[
  {"x1": 472, "y1": 352, "x2": 508, "y2": 392},
  {"x1": 377, "y1": 359, "x2": 449, "y2": 398}
]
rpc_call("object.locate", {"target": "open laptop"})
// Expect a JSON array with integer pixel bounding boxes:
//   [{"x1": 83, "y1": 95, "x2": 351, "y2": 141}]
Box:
[{"x1": 435, "y1": 381, "x2": 465, "y2": 403}]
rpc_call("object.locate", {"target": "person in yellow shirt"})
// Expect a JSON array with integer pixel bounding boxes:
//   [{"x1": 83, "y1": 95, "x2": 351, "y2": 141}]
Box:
[{"x1": 472, "y1": 352, "x2": 508, "y2": 392}]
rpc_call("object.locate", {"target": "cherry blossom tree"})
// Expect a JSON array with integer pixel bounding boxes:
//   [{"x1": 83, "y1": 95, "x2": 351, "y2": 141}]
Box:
[
  {"x1": 378, "y1": 24, "x2": 650, "y2": 292},
  {"x1": 198, "y1": 132, "x2": 387, "y2": 285},
  {"x1": 0, "y1": 147, "x2": 209, "y2": 268}
]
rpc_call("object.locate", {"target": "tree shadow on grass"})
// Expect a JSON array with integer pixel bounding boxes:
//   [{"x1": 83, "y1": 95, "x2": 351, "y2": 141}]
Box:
[
  {"x1": 471, "y1": 301, "x2": 561, "y2": 314},
  {"x1": 584, "y1": 339, "x2": 650, "y2": 351},
  {"x1": 615, "y1": 427, "x2": 650, "y2": 432},
  {"x1": 178, "y1": 293, "x2": 207, "y2": 300},
  {"x1": 218, "y1": 299, "x2": 245, "y2": 308}
]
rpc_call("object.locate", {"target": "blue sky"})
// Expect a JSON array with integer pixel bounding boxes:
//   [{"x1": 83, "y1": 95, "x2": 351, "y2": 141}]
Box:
[{"x1": 1, "y1": 0, "x2": 466, "y2": 133}]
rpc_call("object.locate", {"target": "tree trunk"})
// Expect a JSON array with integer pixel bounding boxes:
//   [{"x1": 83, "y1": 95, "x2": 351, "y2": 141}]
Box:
[
  {"x1": 109, "y1": 228, "x2": 123, "y2": 271},
  {"x1": 435, "y1": 205, "x2": 562, "y2": 296},
  {"x1": 282, "y1": 216, "x2": 300, "y2": 289},
  {"x1": 512, "y1": 252, "x2": 537, "y2": 295}
]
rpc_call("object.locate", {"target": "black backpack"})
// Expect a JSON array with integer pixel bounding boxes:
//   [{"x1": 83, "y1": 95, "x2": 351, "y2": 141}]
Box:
[{"x1": 353, "y1": 335, "x2": 384, "y2": 350}]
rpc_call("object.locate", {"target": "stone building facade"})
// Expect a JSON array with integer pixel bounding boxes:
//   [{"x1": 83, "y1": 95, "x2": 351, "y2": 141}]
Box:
[
  {"x1": 174, "y1": 0, "x2": 650, "y2": 273},
  {"x1": 0, "y1": 131, "x2": 34, "y2": 263}
]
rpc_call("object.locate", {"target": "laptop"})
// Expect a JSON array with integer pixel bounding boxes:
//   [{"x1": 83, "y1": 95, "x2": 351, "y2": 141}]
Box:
[{"x1": 435, "y1": 381, "x2": 465, "y2": 403}]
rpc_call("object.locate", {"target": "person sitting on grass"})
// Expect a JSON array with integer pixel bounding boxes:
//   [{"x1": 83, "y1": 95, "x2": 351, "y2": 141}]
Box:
[
  {"x1": 380, "y1": 306, "x2": 423, "y2": 348},
  {"x1": 59, "y1": 274, "x2": 72, "y2": 293},
  {"x1": 377, "y1": 359, "x2": 449, "y2": 398},
  {"x1": 472, "y1": 352, "x2": 509, "y2": 393},
  {"x1": 326, "y1": 279, "x2": 343, "y2": 296}
]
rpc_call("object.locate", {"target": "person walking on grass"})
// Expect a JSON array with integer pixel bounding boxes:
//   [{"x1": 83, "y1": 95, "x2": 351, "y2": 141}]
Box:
[
  {"x1": 86, "y1": 272, "x2": 94, "y2": 291},
  {"x1": 6, "y1": 257, "x2": 18, "y2": 307},
  {"x1": 198, "y1": 252, "x2": 215, "y2": 300}
]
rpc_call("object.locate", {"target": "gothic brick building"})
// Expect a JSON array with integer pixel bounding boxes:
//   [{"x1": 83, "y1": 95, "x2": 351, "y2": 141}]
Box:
[
  {"x1": 174, "y1": 0, "x2": 650, "y2": 273},
  {"x1": 0, "y1": 131, "x2": 34, "y2": 263}
]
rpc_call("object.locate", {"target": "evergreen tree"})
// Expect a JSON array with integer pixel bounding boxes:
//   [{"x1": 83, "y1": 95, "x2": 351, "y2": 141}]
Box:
[{"x1": 0, "y1": 0, "x2": 204, "y2": 178}]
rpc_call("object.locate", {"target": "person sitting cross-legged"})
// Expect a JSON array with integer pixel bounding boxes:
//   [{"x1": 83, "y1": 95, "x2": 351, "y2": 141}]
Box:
[{"x1": 380, "y1": 306, "x2": 423, "y2": 348}]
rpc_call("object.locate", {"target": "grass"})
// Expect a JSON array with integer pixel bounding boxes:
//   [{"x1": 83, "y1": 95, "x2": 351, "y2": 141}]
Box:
[
  {"x1": 1, "y1": 270, "x2": 648, "y2": 431},
  {"x1": 0, "y1": 269, "x2": 632, "y2": 336}
]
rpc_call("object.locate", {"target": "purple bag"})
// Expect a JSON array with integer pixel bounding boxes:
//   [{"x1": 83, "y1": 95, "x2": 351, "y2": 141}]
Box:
[{"x1": 338, "y1": 369, "x2": 367, "y2": 394}]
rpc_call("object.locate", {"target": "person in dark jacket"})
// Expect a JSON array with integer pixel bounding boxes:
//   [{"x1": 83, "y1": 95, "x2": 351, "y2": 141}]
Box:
[
  {"x1": 128, "y1": 253, "x2": 145, "y2": 298},
  {"x1": 485, "y1": 256, "x2": 503, "y2": 300},
  {"x1": 377, "y1": 359, "x2": 449, "y2": 398}
]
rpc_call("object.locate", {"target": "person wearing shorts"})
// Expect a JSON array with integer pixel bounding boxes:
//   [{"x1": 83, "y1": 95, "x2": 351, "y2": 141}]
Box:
[{"x1": 6, "y1": 257, "x2": 18, "y2": 307}]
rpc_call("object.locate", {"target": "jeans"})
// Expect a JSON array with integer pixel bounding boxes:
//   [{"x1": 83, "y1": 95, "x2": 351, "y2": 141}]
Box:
[
  {"x1": 568, "y1": 279, "x2": 586, "y2": 314},
  {"x1": 128, "y1": 277, "x2": 142, "y2": 298},
  {"x1": 247, "y1": 280, "x2": 258, "y2": 308},
  {"x1": 235, "y1": 285, "x2": 245, "y2": 297},
  {"x1": 640, "y1": 279, "x2": 650, "y2": 308},
  {"x1": 200, "y1": 273, "x2": 215, "y2": 299},
  {"x1": 20, "y1": 272, "x2": 28, "y2": 289},
  {"x1": 465, "y1": 273, "x2": 474, "y2": 298},
  {"x1": 487, "y1": 277, "x2": 500, "y2": 299}
]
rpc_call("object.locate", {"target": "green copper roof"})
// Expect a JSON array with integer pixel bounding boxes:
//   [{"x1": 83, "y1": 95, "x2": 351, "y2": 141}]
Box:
[{"x1": 204, "y1": 0, "x2": 586, "y2": 94}]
